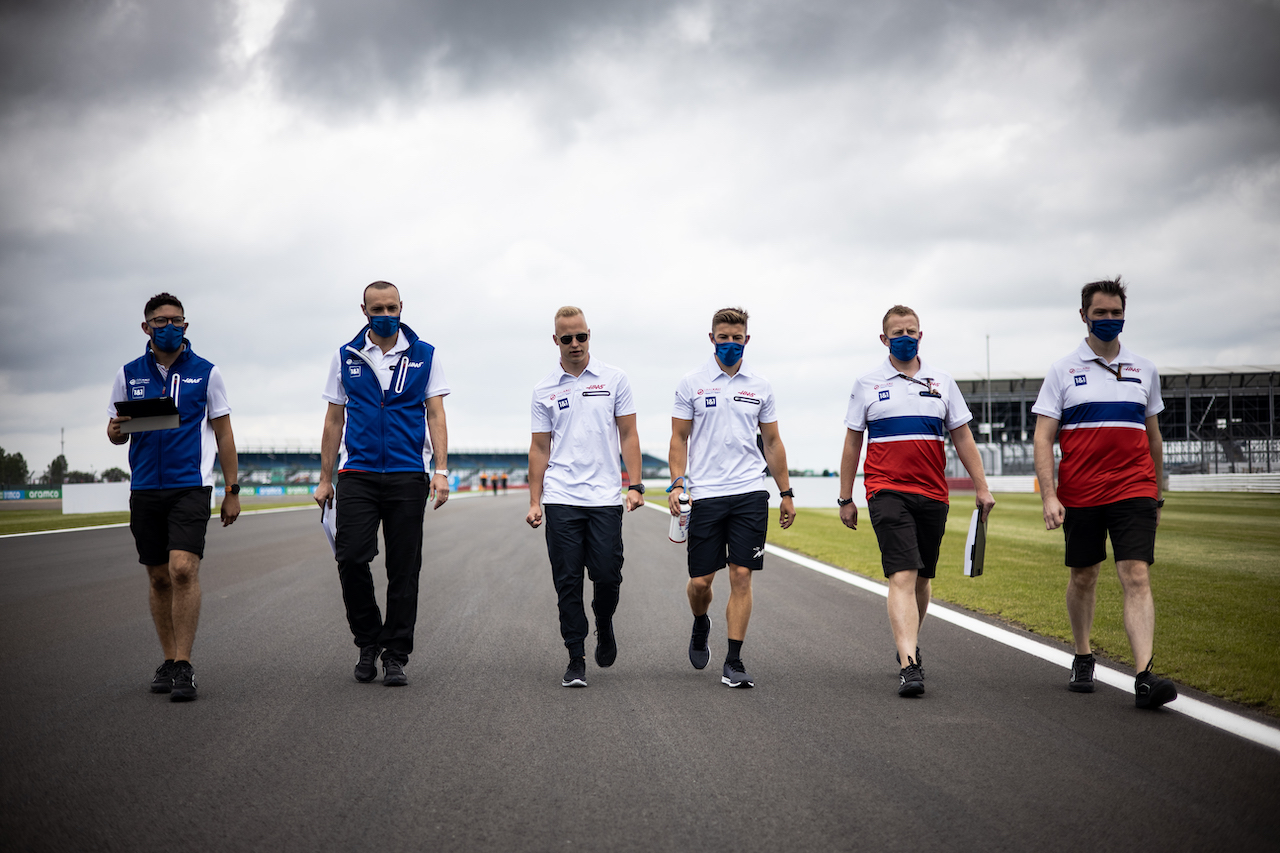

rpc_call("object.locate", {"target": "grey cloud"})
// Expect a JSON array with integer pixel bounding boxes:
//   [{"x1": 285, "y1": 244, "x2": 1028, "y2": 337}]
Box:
[{"x1": 0, "y1": 0, "x2": 238, "y2": 117}]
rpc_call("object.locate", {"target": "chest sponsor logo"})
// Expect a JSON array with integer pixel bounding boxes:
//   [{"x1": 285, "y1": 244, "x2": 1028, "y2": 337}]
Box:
[
  {"x1": 1074, "y1": 375, "x2": 1088, "y2": 386},
  {"x1": 132, "y1": 386, "x2": 145, "y2": 398},
  {"x1": 878, "y1": 390, "x2": 890, "y2": 401},
  {"x1": 705, "y1": 396, "x2": 716, "y2": 407},
  {"x1": 558, "y1": 397, "x2": 570, "y2": 410},
  {"x1": 408, "y1": 361, "x2": 424, "y2": 368},
  {"x1": 349, "y1": 365, "x2": 362, "y2": 377},
  {"x1": 182, "y1": 377, "x2": 204, "y2": 384},
  {"x1": 128, "y1": 377, "x2": 148, "y2": 386},
  {"x1": 734, "y1": 395, "x2": 760, "y2": 405}
]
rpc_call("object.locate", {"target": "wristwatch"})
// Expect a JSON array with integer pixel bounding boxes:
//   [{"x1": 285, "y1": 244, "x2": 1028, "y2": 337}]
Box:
[
  {"x1": 628, "y1": 483, "x2": 646, "y2": 494},
  {"x1": 779, "y1": 489, "x2": 794, "y2": 499},
  {"x1": 837, "y1": 497, "x2": 853, "y2": 507},
  {"x1": 228, "y1": 483, "x2": 240, "y2": 495}
]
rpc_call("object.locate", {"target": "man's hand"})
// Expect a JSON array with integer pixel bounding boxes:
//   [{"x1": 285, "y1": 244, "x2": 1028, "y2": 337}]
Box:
[
  {"x1": 107, "y1": 416, "x2": 131, "y2": 445},
  {"x1": 778, "y1": 496, "x2": 795, "y2": 530},
  {"x1": 667, "y1": 487, "x2": 686, "y2": 516},
  {"x1": 220, "y1": 493, "x2": 240, "y2": 526},
  {"x1": 839, "y1": 501, "x2": 858, "y2": 530},
  {"x1": 430, "y1": 473, "x2": 450, "y2": 510},
  {"x1": 1042, "y1": 494, "x2": 1065, "y2": 530},
  {"x1": 315, "y1": 480, "x2": 334, "y2": 509},
  {"x1": 976, "y1": 488, "x2": 996, "y2": 523},
  {"x1": 526, "y1": 504, "x2": 543, "y2": 528},
  {"x1": 625, "y1": 489, "x2": 644, "y2": 512}
]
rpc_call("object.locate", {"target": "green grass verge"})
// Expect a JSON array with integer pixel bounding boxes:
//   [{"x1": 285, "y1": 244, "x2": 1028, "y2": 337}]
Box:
[
  {"x1": 652, "y1": 491, "x2": 1280, "y2": 716},
  {"x1": 0, "y1": 500, "x2": 316, "y2": 536}
]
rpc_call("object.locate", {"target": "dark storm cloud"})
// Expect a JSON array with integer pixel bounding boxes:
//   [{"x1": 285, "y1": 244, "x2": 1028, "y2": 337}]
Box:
[{"x1": 0, "y1": 0, "x2": 239, "y2": 115}]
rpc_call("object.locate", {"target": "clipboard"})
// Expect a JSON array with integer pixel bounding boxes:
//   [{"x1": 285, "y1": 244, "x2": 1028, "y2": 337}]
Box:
[
  {"x1": 114, "y1": 397, "x2": 180, "y2": 433},
  {"x1": 321, "y1": 497, "x2": 337, "y2": 556},
  {"x1": 964, "y1": 509, "x2": 987, "y2": 577}
]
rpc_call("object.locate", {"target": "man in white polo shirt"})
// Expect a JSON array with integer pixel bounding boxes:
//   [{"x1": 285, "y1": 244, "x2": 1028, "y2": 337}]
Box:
[
  {"x1": 839, "y1": 304, "x2": 994, "y2": 697},
  {"x1": 668, "y1": 306, "x2": 795, "y2": 689},
  {"x1": 527, "y1": 306, "x2": 644, "y2": 688},
  {"x1": 1033, "y1": 277, "x2": 1177, "y2": 709}
]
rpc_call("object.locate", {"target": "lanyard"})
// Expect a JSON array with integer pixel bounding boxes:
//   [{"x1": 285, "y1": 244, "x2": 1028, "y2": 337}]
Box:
[
  {"x1": 897, "y1": 373, "x2": 941, "y2": 397},
  {"x1": 1092, "y1": 358, "x2": 1141, "y2": 383}
]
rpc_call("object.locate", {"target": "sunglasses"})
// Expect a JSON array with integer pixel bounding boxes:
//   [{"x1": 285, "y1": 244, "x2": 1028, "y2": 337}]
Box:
[{"x1": 558, "y1": 333, "x2": 590, "y2": 344}]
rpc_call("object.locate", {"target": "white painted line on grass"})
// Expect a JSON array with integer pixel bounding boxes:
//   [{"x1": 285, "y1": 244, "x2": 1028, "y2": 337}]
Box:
[{"x1": 641, "y1": 501, "x2": 1280, "y2": 753}]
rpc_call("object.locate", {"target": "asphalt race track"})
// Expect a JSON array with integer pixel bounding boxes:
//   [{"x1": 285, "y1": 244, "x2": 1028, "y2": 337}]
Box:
[{"x1": 2, "y1": 495, "x2": 1278, "y2": 853}]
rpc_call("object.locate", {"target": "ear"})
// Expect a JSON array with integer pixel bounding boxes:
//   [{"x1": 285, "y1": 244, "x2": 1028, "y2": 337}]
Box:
[
  {"x1": 743, "y1": 334, "x2": 750, "y2": 345},
  {"x1": 141, "y1": 321, "x2": 151, "y2": 335},
  {"x1": 879, "y1": 334, "x2": 889, "y2": 347},
  {"x1": 708, "y1": 332, "x2": 717, "y2": 344}
]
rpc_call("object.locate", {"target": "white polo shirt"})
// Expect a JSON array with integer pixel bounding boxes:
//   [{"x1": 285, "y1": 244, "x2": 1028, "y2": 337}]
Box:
[
  {"x1": 672, "y1": 356, "x2": 778, "y2": 500},
  {"x1": 531, "y1": 356, "x2": 636, "y2": 507},
  {"x1": 844, "y1": 358, "x2": 971, "y2": 503},
  {"x1": 1032, "y1": 339, "x2": 1163, "y2": 508}
]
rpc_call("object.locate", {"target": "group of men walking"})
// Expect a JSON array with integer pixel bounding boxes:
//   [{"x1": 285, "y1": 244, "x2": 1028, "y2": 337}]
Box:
[{"x1": 107, "y1": 278, "x2": 1175, "y2": 710}]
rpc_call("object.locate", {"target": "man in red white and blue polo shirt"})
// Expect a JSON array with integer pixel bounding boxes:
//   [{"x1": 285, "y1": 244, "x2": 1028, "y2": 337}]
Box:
[
  {"x1": 839, "y1": 305, "x2": 994, "y2": 698},
  {"x1": 1033, "y1": 278, "x2": 1177, "y2": 709}
]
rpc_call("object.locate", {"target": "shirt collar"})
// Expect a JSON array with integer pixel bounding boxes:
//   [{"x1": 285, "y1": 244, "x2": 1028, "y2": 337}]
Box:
[
  {"x1": 557, "y1": 356, "x2": 600, "y2": 383},
  {"x1": 363, "y1": 331, "x2": 409, "y2": 357},
  {"x1": 704, "y1": 355, "x2": 753, "y2": 381},
  {"x1": 878, "y1": 356, "x2": 932, "y2": 380},
  {"x1": 1074, "y1": 338, "x2": 1133, "y2": 367}
]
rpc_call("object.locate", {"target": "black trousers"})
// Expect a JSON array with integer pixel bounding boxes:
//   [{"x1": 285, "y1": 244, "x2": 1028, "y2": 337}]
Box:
[
  {"x1": 543, "y1": 504, "x2": 624, "y2": 658},
  {"x1": 335, "y1": 471, "x2": 428, "y2": 664}
]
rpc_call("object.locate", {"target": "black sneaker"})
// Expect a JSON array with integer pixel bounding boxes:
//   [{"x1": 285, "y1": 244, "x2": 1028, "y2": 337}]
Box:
[
  {"x1": 354, "y1": 644, "x2": 380, "y2": 683},
  {"x1": 170, "y1": 661, "x2": 197, "y2": 702},
  {"x1": 689, "y1": 616, "x2": 711, "y2": 670},
  {"x1": 150, "y1": 659, "x2": 177, "y2": 694},
  {"x1": 1135, "y1": 667, "x2": 1177, "y2": 710},
  {"x1": 1069, "y1": 653, "x2": 1096, "y2": 693},
  {"x1": 594, "y1": 620, "x2": 617, "y2": 668},
  {"x1": 721, "y1": 659, "x2": 754, "y2": 688},
  {"x1": 896, "y1": 647, "x2": 924, "y2": 681},
  {"x1": 562, "y1": 657, "x2": 587, "y2": 688},
  {"x1": 383, "y1": 659, "x2": 408, "y2": 687},
  {"x1": 898, "y1": 658, "x2": 924, "y2": 697}
]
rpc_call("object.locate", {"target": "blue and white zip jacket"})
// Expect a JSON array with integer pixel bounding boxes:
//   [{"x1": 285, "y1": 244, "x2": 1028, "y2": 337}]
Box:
[
  {"x1": 108, "y1": 341, "x2": 230, "y2": 491},
  {"x1": 323, "y1": 323, "x2": 449, "y2": 473}
]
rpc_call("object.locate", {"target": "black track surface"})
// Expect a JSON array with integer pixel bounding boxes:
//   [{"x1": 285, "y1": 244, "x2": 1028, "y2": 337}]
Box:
[{"x1": 2, "y1": 496, "x2": 1278, "y2": 852}]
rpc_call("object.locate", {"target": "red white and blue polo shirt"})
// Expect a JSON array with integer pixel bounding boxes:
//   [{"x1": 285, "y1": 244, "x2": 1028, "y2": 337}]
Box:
[
  {"x1": 1033, "y1": 339, "x2": 1163, "y2": 508},
  {"x1": 844, "y1": 358, "x2": 972, "y2": 504}
]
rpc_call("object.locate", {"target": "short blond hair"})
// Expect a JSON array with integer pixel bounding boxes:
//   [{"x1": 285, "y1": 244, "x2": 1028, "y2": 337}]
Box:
[
  {"x1": 882, "y1": 305, "x2": 919, "y2": 333},
  {"x1": 555, "y1": 305, "x2": 584, "y2": 322},
  {"x1": 712, "y1": 306, "x2": 749, "y2": 329}
]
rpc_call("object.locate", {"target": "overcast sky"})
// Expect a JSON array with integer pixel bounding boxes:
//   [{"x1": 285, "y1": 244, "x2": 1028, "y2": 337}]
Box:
[{"x1": 2, "y1": 0, "x2": 1278, "y2": 478}]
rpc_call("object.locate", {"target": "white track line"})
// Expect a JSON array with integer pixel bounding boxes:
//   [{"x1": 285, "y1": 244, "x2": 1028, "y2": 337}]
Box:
[{"x1": 642, "y1": 501, "x2": 1280, "y2": 753}]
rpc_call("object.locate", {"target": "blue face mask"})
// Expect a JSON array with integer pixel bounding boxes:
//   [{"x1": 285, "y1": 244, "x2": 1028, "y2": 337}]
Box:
[
  {"x1": 151, "y1": 323, "x2": 185, "y2": 353},
  {"x1": 1089, "y1": 318, "x2": 1124, "y2": 342},
  {"x1": 888, "y1": 335, "x2": 919, "y2": 362},
  {"x1": 368, "y1": 314, "x2": 400, "y2": 338},
  {"x1": 715, "y1": 341, "x2": 744, "y2": 367}
]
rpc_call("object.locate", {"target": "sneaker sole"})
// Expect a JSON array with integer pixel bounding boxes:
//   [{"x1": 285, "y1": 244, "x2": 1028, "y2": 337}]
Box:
[
  {"x1": 150, "y1": 683, "x2": 172, "y2": 694},
  {"x1": 898, "y1": 682, "x2": 924, "y2": 697},
  {"x1": 1068, "y1": 681, "x2": 1096, "y2": 693},
  {"x1": 721, "y1": 677, "x2": 754, "y2": 688},
  {"x1": 1136, "y1": 682, "x2": 1178, "y2": 709},
  {"x1": 170, "y1": 688, "x2": 197, "y2": 702},
  {"x1": 561, "y1": 678, "x2": 588, "y2": 688},
  {"x1": 354, "y1": 669, "x2": 378, "y2": 683}
]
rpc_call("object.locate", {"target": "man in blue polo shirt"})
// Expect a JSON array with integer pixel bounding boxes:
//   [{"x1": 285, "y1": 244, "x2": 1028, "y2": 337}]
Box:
[
  {"x1": 107, "y1": 292, "x2": 241, "y2": 702},
  {"x1": 668, "y1": 306, "x2": 796, "y2": 689},
  {"x1": 527, "y1": 306, "x2": 644, "y2": 688},
  {"x1": 316, "y1": 281, "x2": 451, "y2": 687}
]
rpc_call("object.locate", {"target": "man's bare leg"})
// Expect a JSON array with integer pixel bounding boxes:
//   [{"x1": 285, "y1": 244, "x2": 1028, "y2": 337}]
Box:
[
  {"x1": 167, "y1": 550, "x2": 202, "y2": 662},
  {"x1": 1067, "y1": 564, "x2": 1100, "y2": 655}
]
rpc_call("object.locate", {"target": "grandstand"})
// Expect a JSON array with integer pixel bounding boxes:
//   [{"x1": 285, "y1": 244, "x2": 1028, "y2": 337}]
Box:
[{"x1": 951, "y1": 365, "x2": 1279, "y2": 475}]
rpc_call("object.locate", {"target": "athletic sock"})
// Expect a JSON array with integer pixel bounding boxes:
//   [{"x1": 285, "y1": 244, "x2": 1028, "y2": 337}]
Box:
[
  {"x1": 694, "y1": 613, "x2": 710, "y2": 632},
  {"x1": 726, "y1": 639, "x2": 743, "y2": 664}
]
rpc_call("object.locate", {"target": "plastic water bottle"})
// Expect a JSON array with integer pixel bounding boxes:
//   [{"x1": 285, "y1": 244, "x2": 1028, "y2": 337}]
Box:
[{"x1": 669, "y1": 494, "x2": 692, "y2": 543}]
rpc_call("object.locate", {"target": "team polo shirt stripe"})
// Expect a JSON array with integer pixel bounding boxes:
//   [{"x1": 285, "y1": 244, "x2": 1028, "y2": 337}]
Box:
[
  {"x1": 1032, "y1": 339, "x2": 1163, "y2": 508},
  {"x1": 672, "y1": 357, "x2": 778, "y2": 500},
  {"x1": 1060, "y1": 401, "x2": 1147, "y2": 429},
  {"x1": 531, "y1": 356, "x2": 636, "y2": 507},
  {"x1": 845, "y1": 358, "x2": 971, "y2": 504},
  {"x1": 868, "y1": 415, "x2": 948, "y2": 441}
]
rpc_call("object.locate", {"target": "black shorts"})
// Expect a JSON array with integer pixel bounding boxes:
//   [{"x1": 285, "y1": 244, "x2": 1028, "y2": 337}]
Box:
[
  {"x1": 129, "y1": 487, "x2": 213, "y2": 565},
  {"x1": 1063, "y1": 497, "x2": 1157, "y2": 568},
  {"x1": 866, "y1": 489, "x2": 949, "y2": 578},
  {"x1": 687, "y1": 491, "x2": 769, "y2": 578}
]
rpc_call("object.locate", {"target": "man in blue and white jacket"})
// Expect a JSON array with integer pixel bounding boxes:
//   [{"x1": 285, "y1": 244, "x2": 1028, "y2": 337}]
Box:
[
  {"x1": 316, "y1": 281, "x2": 451, "y2": 687},
  {"x1": 107, "y1": 292, "x2": 241, "y2": 702}
]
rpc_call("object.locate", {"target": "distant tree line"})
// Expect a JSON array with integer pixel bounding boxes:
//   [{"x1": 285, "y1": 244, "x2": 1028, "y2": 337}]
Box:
[{"x1": 0, "y1": 447, "x2": 128, "y2": 486}]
